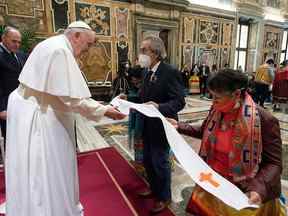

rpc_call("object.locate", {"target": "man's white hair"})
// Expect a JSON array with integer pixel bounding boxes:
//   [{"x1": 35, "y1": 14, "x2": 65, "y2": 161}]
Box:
[{"x1": 143, "y1": 35, "x2": 167, "y2": 60}]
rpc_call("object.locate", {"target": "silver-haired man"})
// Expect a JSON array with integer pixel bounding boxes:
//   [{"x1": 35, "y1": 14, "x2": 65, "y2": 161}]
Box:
[{"x1": 137, "y1": 36, "x2": 185, "y2": 213}]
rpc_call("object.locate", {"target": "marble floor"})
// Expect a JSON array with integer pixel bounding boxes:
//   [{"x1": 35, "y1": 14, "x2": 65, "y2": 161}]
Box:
[{"x1": 76, "y1": 95, "x2": 288, "y2": 215}]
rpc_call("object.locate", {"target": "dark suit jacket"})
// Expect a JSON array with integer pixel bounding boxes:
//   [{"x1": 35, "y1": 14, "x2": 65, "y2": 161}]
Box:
[
  {"x1": 140, "y1": 61, "x2": 185, "y2": 147},
  {"x1": 197, "y1": 65, "x2": 210, "y2": 78},
  {"x1": 177, "y1": 106, "x2": 282, "y2": 203},
  {"x1": 0, "y1": 44, "x2": 27, "y2": 111}
]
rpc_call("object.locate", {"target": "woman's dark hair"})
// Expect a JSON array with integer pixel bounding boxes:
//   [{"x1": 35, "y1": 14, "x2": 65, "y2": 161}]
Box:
[
  {"x1": 208, "y1": 69, "x2": 248, "y2": 95},
  {"x1": 128, "y1": 65, "x2": 144, "y2": 80}
]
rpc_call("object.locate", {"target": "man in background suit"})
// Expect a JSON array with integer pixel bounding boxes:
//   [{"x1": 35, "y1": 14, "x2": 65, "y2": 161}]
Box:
[
  {"x1": 137, "y1": 36, "x2": 185, "y2": 213},
  {"x1": 198, "y1": 63, "x2": 210, "y2": 98},
  {"x1": 0, "y1": 26, "x2": 27, "y2": 139}
]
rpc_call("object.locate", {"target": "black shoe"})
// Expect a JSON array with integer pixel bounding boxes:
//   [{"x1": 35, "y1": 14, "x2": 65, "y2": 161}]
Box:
[
  {"x1": 137, "y1": 190, "x2": 153, "y2": 198},
  {"x1": 150, "y1": 200, "x2": 171, "y2": 214}
]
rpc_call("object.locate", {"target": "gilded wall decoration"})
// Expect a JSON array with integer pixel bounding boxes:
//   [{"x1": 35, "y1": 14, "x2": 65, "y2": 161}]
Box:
[
  {"x1": 222, "y1": 23, "x2": 233, "y2": 46},
  {"x1": 266, "y1": 0, "x2": 280, "y2": 8},
  {"x1": 51, "y1": 0, "x2": 68, "y2": 32},
  {"x1": 199, "y1": 21, "x2": 219, "y2": 45},
  {"x1": 117, "y1": 36, "x2": 129, "y2": 69},
  {"x1": 79, "y1": 41, "x2": 112, "y2": 82},
  {"x1": 115, "y1": 7, "x2": 129, "y2": 39},
  {"x1": 183, "y1": 45, "x2": 194, "y2": 69},
  {"x1": 181, "y1": 15, "x2": 234, "y2": 69},
  {"x1": 184, "y1": 17, "x2": 193, "y2": 43},
  {"x1": 262, "y1": 26, "x2": 282, "y2": 63},
  {"x1": 0, "y1": 0, "x2": 47, "y2": 33},
  {"x1": 0, "y1": 0, "x2": 44, "y2": 17},
  {"x1": 198, "y1": 47, "x2": 218, "y2": 66},
  {"x1": 75, "y1": 2, "x2": 111, "y2": 36},
  {"x1": 264, "y1": 32, "x2": 280, "y2": 49},
  {"x1": 220, "y1": 48, "x2": 230, "y2": 67}
]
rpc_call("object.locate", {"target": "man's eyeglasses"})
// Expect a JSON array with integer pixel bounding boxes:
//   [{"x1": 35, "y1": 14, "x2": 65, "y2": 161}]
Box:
[{"x1": 139, "y1": 47, "x2": 153, "y2": 55}]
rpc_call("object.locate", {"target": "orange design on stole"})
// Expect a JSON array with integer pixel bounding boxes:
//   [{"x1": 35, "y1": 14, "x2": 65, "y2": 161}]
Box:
[{"x1": 199, "y1": 172, "x2": 220, "y2": 188}]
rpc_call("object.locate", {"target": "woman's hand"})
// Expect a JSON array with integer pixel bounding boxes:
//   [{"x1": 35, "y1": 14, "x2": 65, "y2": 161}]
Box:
[
  {"x1": 166, "y1": 118, "x2": 179, "y2": 129},
  {"x1": 247, "y1": 191, "x2": 262, "y2": 205}
]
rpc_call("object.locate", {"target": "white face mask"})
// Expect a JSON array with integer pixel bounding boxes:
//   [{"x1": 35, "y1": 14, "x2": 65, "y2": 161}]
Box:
[{"x1": 138, "y1": 54, "x2": 151, "y2": 68}]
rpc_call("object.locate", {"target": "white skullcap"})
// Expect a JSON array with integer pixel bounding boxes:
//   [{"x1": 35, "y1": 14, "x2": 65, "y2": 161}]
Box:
[{"x1": 68, "y1": 21, "x2": 91, "y2": 30}]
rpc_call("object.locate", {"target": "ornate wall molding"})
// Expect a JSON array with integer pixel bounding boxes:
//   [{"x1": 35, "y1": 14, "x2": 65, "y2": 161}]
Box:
[
  {"x1": 0, "y1": 0, "x2": 45, "y2": 18},
  {"x1": 50, "y1": 0, "x2": 69, "y2": 32},
  {"x1": 180, "y1": 13, "x2": 236, "y2": 69},
  {"x1": 261, "y1": 24, "x2": 283, "y2": 63}
]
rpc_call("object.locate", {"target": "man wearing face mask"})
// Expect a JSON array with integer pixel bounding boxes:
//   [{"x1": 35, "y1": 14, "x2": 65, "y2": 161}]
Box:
[{"x1": 137, "y1": 36, "x2": 185, "y2": 213}]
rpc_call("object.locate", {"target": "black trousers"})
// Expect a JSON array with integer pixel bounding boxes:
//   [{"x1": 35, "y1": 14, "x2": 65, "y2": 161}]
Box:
[
  {"x1": 0, "y1": 120, "x2": 6, "y2": 140},
  {"x1": 143, "y1": 132, "x2": 171, "y2": 202},
  {"x1": 254, "y1": 82, "x2": 270, "y2": 107},
  {"x1": 199, "y1": 76, "x2": 208, "y2": 96}
]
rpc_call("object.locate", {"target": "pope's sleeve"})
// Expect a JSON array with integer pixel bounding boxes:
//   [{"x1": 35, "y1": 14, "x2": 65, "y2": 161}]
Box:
[{"x1": 59, "y1": 96, "x2": 109, "y2": 121}]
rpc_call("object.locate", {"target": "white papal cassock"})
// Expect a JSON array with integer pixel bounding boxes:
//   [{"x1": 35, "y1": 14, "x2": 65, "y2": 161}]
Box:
[{"x1": 5, "y1": 34, "x2": 108, "y2": 216}]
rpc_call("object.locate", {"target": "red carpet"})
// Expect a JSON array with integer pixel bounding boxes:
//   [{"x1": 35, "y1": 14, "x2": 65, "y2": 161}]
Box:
[
  {"x1": 95, "y1": 147, "x2": 175, "y2": 216},
  {"x1": 0, "y1": 147, "x2": 175, "y2": 215}
]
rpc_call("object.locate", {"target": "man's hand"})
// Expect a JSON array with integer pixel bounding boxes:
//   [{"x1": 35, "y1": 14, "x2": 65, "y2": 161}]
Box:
[
  {"x1": 166, "y1": 118, "x2": 178, "y2": 129},
  {"x1": 145, "y1": 101, "x2": 159, "y2": 109},
  {"x1": 104, "y1": 107, "x2": 126, "y2": 120},
  {"x1": 247, "y1": 191, "x2": 262, "y2": 205},
  {"x1": 118, "y1": 94, "x2": 127, "y2": 100},
  {"x1": 0, "y1": 111, "x2": 7, "y2": 120}
]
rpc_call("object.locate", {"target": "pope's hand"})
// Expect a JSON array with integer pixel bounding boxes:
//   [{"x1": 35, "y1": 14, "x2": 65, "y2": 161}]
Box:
[
  {"x1": 104, "y1": 107, "x2": 126, "y2": 120},
  {"x1": 248, "y1": 191, "x2": 262, "y2": 205},
  {"x1": 0, "y1": 111, "x2": 7, "y2": 120},
  {"x1": 166, "y1": 118, "x2": 178, "y2": 129},
  {"x1": 145, "y1": 101, "x2": 159, "y2": 109}
]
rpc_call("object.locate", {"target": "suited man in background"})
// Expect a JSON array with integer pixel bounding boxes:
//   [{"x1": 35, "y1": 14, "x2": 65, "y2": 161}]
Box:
[
  {"x1": 198, "y1": 62, "x2": 210, "y2": 98},
  {"x1": 137, "y1": 36, "x2": 185, "y2": 213},
  {"x1": 0, "y1": 26, "x2": 27, "y2": 139}
]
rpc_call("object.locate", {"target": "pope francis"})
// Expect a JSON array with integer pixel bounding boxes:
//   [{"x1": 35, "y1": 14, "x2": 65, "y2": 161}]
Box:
[{"x1": 5, "y1": 21, "x2": 125, "y2": 216}]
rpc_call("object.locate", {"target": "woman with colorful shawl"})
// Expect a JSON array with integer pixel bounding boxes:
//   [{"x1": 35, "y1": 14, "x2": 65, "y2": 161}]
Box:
[{"x1": 169, "y1": 69, "x2": 285, "y2": 216}]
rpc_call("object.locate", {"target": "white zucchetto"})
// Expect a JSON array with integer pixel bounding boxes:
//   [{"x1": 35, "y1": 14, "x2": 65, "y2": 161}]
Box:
[{"x1": 68, "y1": 21, "x2": 92, "y2": 30}]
